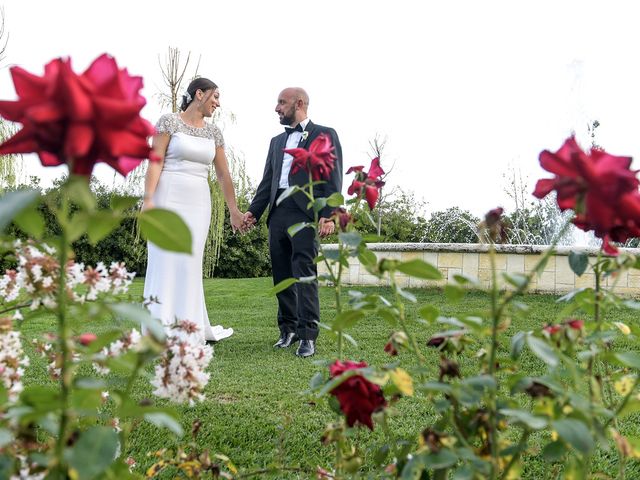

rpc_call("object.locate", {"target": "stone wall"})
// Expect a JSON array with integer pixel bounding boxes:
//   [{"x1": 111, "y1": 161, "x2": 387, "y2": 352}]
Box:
[{"x1": 317, "y1": 243, "x2": 640, "y2": 295}]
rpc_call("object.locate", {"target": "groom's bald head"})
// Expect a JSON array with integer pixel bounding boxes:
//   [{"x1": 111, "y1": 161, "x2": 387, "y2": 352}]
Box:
[{"x1": 276, "y1": 87, "x2": 310, "y2": 126}]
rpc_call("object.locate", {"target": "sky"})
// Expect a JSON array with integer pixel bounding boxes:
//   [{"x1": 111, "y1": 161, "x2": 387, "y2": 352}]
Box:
[{"x1": 2, "y1": 0, "x2": 640, "y2": 217}]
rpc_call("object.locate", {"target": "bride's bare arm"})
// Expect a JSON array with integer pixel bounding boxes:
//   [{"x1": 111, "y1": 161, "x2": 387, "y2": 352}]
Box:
[
  {"x1": 142, "y1": 134, "x2": 170, "y2": 210},
  {"x1": 213, "y1": 146, "x2": 244, "y2": 232}
]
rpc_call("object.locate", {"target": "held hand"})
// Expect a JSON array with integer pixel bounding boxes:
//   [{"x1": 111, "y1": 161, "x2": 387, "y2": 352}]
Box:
[
  {"x1": 242, "y1": 211, "x2": 257, "y2": 230},
  {"x1": 230, "y1": 210, "x2": 245, "y2": 234},
  {"x1": 318, "y1": 217, "x2": 335, "y2": 238}
]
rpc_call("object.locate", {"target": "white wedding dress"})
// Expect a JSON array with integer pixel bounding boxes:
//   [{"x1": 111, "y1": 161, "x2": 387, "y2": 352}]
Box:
[{"x1": 143, "y1": 113, "x2": 233, "y2": 344}]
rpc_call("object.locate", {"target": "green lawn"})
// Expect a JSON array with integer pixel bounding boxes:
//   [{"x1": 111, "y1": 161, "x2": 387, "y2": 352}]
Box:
[{"x1": 16, "y1": 278, "x2": 640, "y2": 478}]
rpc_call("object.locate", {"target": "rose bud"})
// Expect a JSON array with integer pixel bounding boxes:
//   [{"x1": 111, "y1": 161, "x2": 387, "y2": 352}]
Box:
[
  {"x1": 438, "y1": 357, "x2": 461, "y2": 381},
  {"x1": 78, "y1": 332, "x2": 98, "y2": 346},
  {"x1": 485, "y1": 207, "x2": 504, "y2": 227},
  {"x1": 427, "y1": 335, "x2": 446, "y2": 348},
  {"x1": 524, "y1": 381, "x2": 554, "y2": 399},
  {"x1": 383, "y1": 341, "x2": 398, "y2": 356},
  {"x1": 566, "y1": 319, "x2": 584, "y2": 330},
  {"x1": 543, "y1": 324, "x2": 561, "y2": 335}
]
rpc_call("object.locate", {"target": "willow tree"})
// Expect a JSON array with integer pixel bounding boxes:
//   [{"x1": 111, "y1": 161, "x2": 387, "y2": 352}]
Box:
[{"x1": 0, "y1": 7, "x2": 23, "y2": 192}]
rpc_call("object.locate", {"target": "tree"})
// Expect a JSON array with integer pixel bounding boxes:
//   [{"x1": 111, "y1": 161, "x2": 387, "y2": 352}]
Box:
[{"x1": 0, "y1": 7, "x2": 24, "y2": 192}]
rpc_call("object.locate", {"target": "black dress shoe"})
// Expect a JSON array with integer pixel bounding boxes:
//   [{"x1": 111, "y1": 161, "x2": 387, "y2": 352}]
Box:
[
  {"x1": 273, "y1": 332, "x2": 299, "y2": 348},
  {"x1": 296, "y1": 339, "x2": 315, "y2": 357}
]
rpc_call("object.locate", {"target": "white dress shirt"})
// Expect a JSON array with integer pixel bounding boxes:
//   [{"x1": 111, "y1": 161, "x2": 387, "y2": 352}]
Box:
[{"x1": 279, "y1": 118, "x2": 310, "y2": 189}]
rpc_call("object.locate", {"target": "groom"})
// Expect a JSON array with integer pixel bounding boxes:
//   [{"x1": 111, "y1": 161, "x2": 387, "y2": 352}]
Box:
[{"x1": 244, "y1": 87, "x2": 343, "y2": 357}]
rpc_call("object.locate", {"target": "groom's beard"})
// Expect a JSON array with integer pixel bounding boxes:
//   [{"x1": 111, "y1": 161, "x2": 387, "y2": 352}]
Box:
[{"x1": 279, "y1": 109, "x2": 295, "y2": 126}]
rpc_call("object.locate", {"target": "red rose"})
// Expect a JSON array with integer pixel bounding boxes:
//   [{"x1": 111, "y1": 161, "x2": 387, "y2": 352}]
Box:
[
  {"x1": 543, "y1": 324, "x2": 561, "y2": 335},
  {"x1": 0, "y1": 54, "x2": 157, "y2": 176},
  {"x1": 347, "y1": 157, "x2": 385, "y2": 210},
  {"x1": 78, "y1": 332, "x2": 97, "y2": 346},
  {"x1": 566, "y1": 319, "x2": 584, "y2": 330},
  {"x1": 331, "y1": 207, "x2": 353, "y2": 232},
  {"x1": 534, "y1": 136, "x2": 640, "y2": 255},
  {"x1": 383, "y1": 341, "x2": 398, "y2": 356},
  {"x1": 485, "y1": 207, "x2": 504, "y2": 227},
  {"x1": 426, "y1": 335, "x2": 446, "y2": 348},
  {"x1": 284, "y1": 133, "x2": 336, "y2": 181},
  {"x1": 329, "y1": 360, "x2": 386, "y2": 430}
]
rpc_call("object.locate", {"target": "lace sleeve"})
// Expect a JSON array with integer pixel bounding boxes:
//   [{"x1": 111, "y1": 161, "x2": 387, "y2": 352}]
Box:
[
  {"x1": 212, "y1": 125, "x2": 225, "y2": 149},
  {"x1": 154, "y1": 113, "x2": 176, "y2": 135}
]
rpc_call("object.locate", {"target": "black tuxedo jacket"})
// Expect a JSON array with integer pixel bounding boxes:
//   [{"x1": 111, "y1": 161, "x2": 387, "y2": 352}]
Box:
[{"x1": 249, "y1": 121, "x2": 343, "y2": 224}]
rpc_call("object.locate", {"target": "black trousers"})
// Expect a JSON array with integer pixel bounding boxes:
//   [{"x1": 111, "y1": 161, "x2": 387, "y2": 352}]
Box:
[{"x1": 268, "y1": 191, "x2": 320, "y2": 341}]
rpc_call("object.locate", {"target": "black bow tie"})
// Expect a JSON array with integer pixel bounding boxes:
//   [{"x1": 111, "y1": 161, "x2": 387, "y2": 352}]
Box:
[{"x1": 285, "y1": 124, "x2": 303, "y2": 135}]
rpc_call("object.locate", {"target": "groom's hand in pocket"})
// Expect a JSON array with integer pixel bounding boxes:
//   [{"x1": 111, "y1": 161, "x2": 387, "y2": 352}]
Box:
[{"x1": 318, "y1": 217, "x2": 335, "y2": 238}]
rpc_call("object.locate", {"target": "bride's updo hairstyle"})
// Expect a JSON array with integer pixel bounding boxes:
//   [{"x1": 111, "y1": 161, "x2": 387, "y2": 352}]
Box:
[{"x1": 180, "y1": 77, "x2": 218, "y2": 111}]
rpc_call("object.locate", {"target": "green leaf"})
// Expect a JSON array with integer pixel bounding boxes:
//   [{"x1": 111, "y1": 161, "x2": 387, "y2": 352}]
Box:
[
  {"x1": 326, "y1": 192, "x2": 345, "y2": 207},
  {"x1": 87, "y1": 211, "x2": 122, "y2": 244},
  {"x1": 110, "y1": 195, "x2": 139, "y2": 211},
  {"x1": 0, "y1": 189, "x2": 40, "y2": 232},
  {"x1": 503, "y1": 272, "x2": 528, "y2": 289},
  {"x1": 419, "y1": 305, "x2": 439, "y2": 323},
  {"x1": 107, "y1": 303, "x2": 166, "y2": 341},
  {"x1": 65, "y1": 175, "x2": 96, "y2": 211},
  {"x1": 542, "y1": 440, "x2": 567, "y2": 462},
  {"x1": 358, "y1": 248, "x2": 377, "y2": 269},
  {"x1": 551, "y1": 419, "x2": 594, "y2": 454},
  {"x1": 310, "y1": 197, "x2": 327, "y2": 213},
  {"x1": 65, "y1": 211, "x2": 89, "y2": 243},
  {"x1": 569, "y1": 251, "x2": 589, "y2": 277},
  {"x1": 138, "y1": 208, "x2": 192, "y2": 254},
  {"x1": 333, "y1": 310, "x2": 366, "y2": 331},
  {"x1": 338, "y1": 232, "x2": 362, "y2": 248},
  {"x1": 66, "y1": 426, "x2": 119, "y2": 480},
  {"x1": 397, "y1": 287, "x2": 417, "y2": 303},
  {"x1": 462, "y1": 375, "x2": 497, "y2": 391},
  {"x1": 444, "y1": 284, "x2": 465, "y2": 302},
  {"x1": 287, "y1": 222, "x2": 311, "y2": 237},
  {"x1": 526, "y1": 335, "x2": 559, "y2": 367},
  {"x1": 276, "y1": 186, "x2": 298, "y2": 205},
  {"x1": 500, "y1": 408, "x2": 547, "y2": 429},
  {"x1": 378, "y1": 308, "x2": 398, "y2": 326},
  {"x1": 511, "y1": 331, "x2": 526, "y2": 360},
  {"x1": 395, "y1": 259, "x2": 442, "y2": 279},
  {"x1": 144, "y1": 412, "x2": 184, "y2": 436},
  {"x1": 420, "y1": 382, "x2": 453, "y2": 395},
  {"x1": 422, "y1": 449, "x2": 457, "y2": 469},
  {"x1": 614, "y1": 352, "x2": 640, "y2": 370},
  {"x1": 373, "y1": 444, "x2": 390, "y2": 466},
  {"x1": 269, "y1": 278, "x2": 298, "y2": 295},
  {"x1": 13, "y1": 204, "x2": 45, "y2": 238},
  {"x1": 0, "y1": 455, "x2": 14, "y2": 479},
  {"x1": 400, "y1": 454, "x2": 424, "y2": 479},
  {"x1": 0, "y1": 429, "x2": 12, "y2": 448}
]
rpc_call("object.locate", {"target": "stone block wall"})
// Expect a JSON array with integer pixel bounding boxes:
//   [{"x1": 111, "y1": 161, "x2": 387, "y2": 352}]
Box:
[{"x1": 318, "y1": 243, "x2": 640, "y2": 295}]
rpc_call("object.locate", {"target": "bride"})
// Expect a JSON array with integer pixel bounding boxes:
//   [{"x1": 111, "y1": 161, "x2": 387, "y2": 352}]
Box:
[{"x1": 142, "y1": 77, "x2": 244, "y2": 343}]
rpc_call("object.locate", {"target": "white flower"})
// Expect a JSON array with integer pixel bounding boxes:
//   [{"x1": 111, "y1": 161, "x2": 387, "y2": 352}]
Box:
[
  {"x1": 0, "y1": 327, "x2": 30, "y2": 403},
  {"x1": 92, "y1": 329, "x2": 142, "y2": 375},
  {"x1": 151, "y1": 320, "x2": 213, "y2": 405}
]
